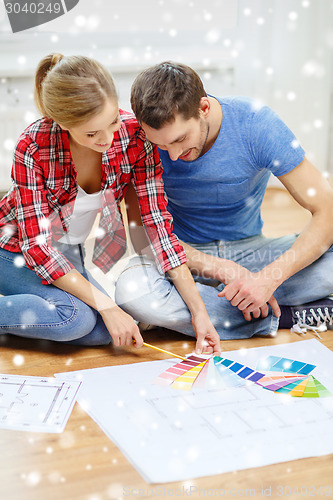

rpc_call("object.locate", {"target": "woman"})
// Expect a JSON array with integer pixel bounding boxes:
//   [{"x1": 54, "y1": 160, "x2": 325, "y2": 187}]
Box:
[{"x1": 0, "y1": 53, "x2": 220, "y2": 354}]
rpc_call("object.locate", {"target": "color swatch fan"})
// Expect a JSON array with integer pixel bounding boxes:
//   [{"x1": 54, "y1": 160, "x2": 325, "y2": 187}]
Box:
[
  {"x1": 153, "y1": 354, "x2": 254, "y2": 391},
  {"x1": 255, "y1": 355, "x2": 332, "y2": 397},
  {"x1": 153, "y1": 355, "x2": 215, "y2": 391},
  {"x1": 153, "y1": 353, "x2": 332, "y2": 398}
]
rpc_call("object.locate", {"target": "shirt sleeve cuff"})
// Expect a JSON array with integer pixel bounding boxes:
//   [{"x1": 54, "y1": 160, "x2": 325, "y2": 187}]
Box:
[{"x1": 23, "y1": 246, "x2": 75, "y2": 285}]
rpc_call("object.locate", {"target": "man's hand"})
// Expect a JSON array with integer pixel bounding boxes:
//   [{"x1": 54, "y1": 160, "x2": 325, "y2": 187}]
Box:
[
  {"x1": 218, "y1": 271, "x2": 281, "y2": 320},
  {"x1": 191, "y1": 311, "x2": 221, "y2": 356}
]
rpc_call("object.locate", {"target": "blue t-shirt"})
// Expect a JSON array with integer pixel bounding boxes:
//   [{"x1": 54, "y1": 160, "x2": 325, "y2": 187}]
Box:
[{"x1": 159, "y1": 96, "x2": 305, "y2": 243}]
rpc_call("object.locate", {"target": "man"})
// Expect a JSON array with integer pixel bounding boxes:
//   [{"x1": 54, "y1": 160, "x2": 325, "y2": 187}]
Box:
[{"x1": 115, "y1": 61, "x2": 333, "y2": 340}]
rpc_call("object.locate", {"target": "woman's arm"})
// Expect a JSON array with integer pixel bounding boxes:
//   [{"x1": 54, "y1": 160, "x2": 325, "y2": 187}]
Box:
[
  {"x1": 167, "y1": 264, "x2": 221, "y2": 355},
  {"x1": 125, "y1": 178, "x2": 221, "y2": 355},
  {"x1": 53, "y1": 270, "x2": 143, "y2": 347},
  {"x1": 132, "y1": 132, "x2": 187, "y2": 272}
]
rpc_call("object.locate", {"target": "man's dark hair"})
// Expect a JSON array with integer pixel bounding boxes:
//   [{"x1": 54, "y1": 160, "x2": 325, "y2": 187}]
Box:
[{"x1": 131, "y1": 61, "x2": 207, "y2": 129}]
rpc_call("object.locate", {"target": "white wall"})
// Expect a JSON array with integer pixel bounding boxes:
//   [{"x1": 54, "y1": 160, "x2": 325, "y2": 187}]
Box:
[
  {"x1": 234, "y1": 0, "x2": 333, "y2": 176},
  {"x1": 0, "y1": 0, "x2": 332, "y2": 190}
]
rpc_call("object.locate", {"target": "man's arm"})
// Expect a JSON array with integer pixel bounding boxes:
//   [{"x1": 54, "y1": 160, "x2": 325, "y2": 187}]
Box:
[
  {"x1": 219, "y1": 158, "x2": 333, "y2": 313},
  {"x1": 179, "y1": 240, "x2": 280, "y2": 320}
]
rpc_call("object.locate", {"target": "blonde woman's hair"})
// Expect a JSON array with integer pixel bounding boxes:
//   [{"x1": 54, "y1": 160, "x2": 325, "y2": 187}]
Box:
[{"x1": 34, "y1": 53, "x2": 118, "y2": 128}]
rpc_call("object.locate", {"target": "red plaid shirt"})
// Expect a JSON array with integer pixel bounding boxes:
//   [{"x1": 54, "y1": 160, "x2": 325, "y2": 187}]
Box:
[{"x1": 0, "y1": 110, "x2": 186, "y2": 284}]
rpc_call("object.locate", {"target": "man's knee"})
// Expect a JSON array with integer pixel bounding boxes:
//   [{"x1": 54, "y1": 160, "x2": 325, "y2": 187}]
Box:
[
  {"x1": 115, "y1": 262, "x2": 162, "y2": 306},
  {"x1": 114, "y1": 262, "x2": 177, "y2": 326}
]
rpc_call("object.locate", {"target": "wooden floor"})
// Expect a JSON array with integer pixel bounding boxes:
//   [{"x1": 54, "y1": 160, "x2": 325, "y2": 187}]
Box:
[{"x1": 1, "y1": 188, "x2": 332, "y2": 500}]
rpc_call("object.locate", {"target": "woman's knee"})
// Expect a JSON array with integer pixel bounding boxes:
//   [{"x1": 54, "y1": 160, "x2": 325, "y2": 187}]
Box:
[{"x1": 52, "y1": 299, "x2": 98, "y2": 341}]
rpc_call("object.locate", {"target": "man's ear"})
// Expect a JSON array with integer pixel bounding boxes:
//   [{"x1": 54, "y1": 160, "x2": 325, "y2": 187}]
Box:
[{"x1": 198, "y1": 97, "x2": 211, "y2": 118}]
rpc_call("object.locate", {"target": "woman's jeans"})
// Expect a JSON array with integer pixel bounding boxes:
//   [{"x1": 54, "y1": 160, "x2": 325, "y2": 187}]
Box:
[
  {"x1": 0, "y1": 243, "x2": 112, "y2": 345},
  {"x1": 115, "y1": 234, "x2": 333, "y2": 340}
]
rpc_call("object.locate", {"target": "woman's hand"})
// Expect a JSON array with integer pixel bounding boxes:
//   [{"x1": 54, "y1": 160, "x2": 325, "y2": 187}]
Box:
[
  {"x1": 191, "y1": 311, "x2": 221, "y2": 356},
  {"x1": 100, "y1": 305, "x2": 143, "y2": 347},
  {"x1": 53, "y1": 270, "x2": 143, "y2": 348}
]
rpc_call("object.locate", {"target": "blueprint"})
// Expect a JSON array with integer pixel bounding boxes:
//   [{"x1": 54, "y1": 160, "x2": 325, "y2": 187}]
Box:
[
  {"x1": 55, "y1": 339, "x2": 333, "y2": 482},
  {"x1": 0, "y1": 374, "x2": 81, "y2": 433}
]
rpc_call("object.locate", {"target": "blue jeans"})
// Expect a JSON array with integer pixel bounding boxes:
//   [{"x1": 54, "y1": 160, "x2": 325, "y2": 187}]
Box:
[
  {"x1": 114, "y1": 234, "x2": 333, "y2": 340},
  {"x1": 0, "y1": 244, "x2": 112, "y2": 345}
]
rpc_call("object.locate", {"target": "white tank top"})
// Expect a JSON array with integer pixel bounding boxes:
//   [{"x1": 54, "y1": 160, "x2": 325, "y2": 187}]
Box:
[{"x1": 58, "y1": 185, "x2": 102, "y2": 244}]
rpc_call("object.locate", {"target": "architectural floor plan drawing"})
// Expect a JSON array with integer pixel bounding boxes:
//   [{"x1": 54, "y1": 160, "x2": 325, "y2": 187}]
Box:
[
  {"x1": 55, "y1": 339, "x2": 333, "y2": 483},
  {"x1": 0, "y1": 374, "x2": 81, "y2": 432}
]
